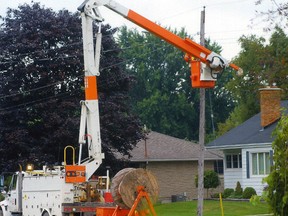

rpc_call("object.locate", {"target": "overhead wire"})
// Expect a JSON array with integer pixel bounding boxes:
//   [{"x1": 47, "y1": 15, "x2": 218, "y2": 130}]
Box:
[
  {"x1": 272, "y1": 0, "x2": 288, "y2": 16},
  {"x1": 0, "y1": 38, "x2": 159, "y2": 99},
  {"x1": 158, "y1": 0, "x2": 251, "y2": 23},
  {"x1": 0, "y1": 41, "x2": 164, "y2": 98},
  {"x1": 0, "y1": 90, "x2": 78, "y2": 113},
  {"x1": 0, "y1": 41, "x2": 176, "y2": 112},
  {"x1": 1, "y1": 25, "x2": 287, "y2": 108},
  {"x1": 1, "y1": 0, "x2": 287, "y2": 111},
  {"x1": 0, "y1": 37, "x2": 163, "y2": 66}
]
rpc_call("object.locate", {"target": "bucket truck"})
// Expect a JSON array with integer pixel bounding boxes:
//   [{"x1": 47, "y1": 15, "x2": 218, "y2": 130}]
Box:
[{"x1": 0, "y1": 0, "x2": 241, "y2": 216}]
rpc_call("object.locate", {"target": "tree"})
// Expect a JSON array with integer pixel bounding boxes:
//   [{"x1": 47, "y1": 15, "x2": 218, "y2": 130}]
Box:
[
  {"x1": 254, "y1": 1, "x2": 288, "y2": 31},
  {"x1": 220, "y1": 35, "x2": 266, "y2": 133},
  {"x1": 217, "y1": 28, "x2": 288, "y2": 136},
  {"x1": 117, "y1": 26, "x2": 234, "y2": 141},
  {"x1": 0, "y1": 3, "x2": 143, "y2": 174},
  {"x1": 264, "y1": 112, "x2": 288, "y2": 216},
  {"x1": 195, "y1": 170, "x2": 220, "y2": 197}
]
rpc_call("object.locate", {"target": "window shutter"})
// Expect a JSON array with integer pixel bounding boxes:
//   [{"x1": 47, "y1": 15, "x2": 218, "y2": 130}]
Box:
[{"x1": 246, "y1": 151, "x2": 250, "y2": 179}]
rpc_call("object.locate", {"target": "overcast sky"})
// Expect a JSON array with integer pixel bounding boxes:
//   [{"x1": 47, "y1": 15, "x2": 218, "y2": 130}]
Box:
[{"x1": 1, "y1": 0, "x2": 285, "y2": 60}]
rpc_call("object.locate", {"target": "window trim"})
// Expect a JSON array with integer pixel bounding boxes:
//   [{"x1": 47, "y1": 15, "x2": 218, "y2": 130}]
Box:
[
  {"x1": 251, "y1": 152, "x2": 271, "y2": 176},
  {"x1": 225, "y1": 153, "x2": 242, "y2": 169},
  {"x1": 214, "y1": 160, "x2": 224, "y2": 175}
]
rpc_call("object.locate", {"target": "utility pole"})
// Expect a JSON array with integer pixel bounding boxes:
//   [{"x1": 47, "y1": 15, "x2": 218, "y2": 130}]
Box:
[{"x1": 197, "y1": 6, "x2": 205, "y2": 216}]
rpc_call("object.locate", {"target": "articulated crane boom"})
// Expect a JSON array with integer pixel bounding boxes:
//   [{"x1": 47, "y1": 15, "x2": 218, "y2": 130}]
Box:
[
  {"x1": 0, "y1": 1, "x2": 242, "y2": 216},
  {"x1": 78, "y1": 0, "x2": 242, "y2": 89},
  {"x1": 76, "y1": 0, "x2": 242, "y2": 180}
]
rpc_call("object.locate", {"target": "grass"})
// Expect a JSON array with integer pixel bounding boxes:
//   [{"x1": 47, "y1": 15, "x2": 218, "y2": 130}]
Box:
[{"x1": 154, "y1": 200, "x2": 270, "y2": 216}]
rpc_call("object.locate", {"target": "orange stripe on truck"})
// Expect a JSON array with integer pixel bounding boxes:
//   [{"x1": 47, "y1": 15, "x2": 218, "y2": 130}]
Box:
[{"x1": 84, "y1": 76, "x2": 98, "y2": 100}]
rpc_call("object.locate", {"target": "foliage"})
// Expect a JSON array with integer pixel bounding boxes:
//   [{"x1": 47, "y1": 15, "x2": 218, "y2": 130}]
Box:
[
  {"x1": 2, "y1": 175, "x2": 12, "y2": 192},
  {"x1": 250, "y1": 194, "x2": 262, "y2": 206},
  {"x1": 0, "y1": 3, "x2": 143, "y2": 174},
  {"x1": 118, "y1": 26, "x2": 196, "y2": 140},
  {"x1": 250, "y1": 189, "x2": 268, "y2": 206},
  {"x1": 211, "y1": 193, "x2": 220, "y2": 198},
  {"x1": 154, "y1": 200, "x2": 269, "y2": 216},
  {"x1": 243, "y1": 187, "x2": 257, "y2": 199},
  {"x1": 217, "y1": 28, "x2": 288, "y2": 136},
  {"x1": 0, "y1": 193, "x2": 4, "y2": 201},
  {"x1": 203, "y1": 170, "x2": 221, "y2": 189},
  {"x1": 222, "y1": 188, "x2": 234, "y2": 198},
  {"x1": 234, "y1": 181, "x2": 243, "y2": 196},
  {"x1": 0, "y1": 174, "x2": 11, "y2": 201},
  {"x1": 195, "y1": 170, "x2": 220, "y2": 197},
  {"x1": 264, "y1": 112, "x2": 288, "y2": 215},
  {"x1": 118, "y1": 26, "x2": 235, "y2": 140}
]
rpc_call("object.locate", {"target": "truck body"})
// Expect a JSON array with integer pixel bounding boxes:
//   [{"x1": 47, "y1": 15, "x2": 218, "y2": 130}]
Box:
[
  {"x1": 1, "y1": 168, "x2": 110, "y2": 216},
  {"x1": 0, "y1": 0, "x2": 241, "y2": 215}
]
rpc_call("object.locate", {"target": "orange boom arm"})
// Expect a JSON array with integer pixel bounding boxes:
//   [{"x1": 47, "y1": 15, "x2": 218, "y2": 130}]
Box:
[{"x1": 78, "y1": 0, "x2": 242, "y2": 89}]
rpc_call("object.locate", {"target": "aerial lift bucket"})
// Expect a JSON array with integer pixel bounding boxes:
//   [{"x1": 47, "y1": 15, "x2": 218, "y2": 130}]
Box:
[{"x1": 190, "y1": 60, "x2": 215, "y2": 88}]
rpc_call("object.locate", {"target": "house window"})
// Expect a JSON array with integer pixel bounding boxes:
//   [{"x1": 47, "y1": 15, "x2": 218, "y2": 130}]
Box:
[
  {"x1": 214, "y1": 160, "x2": 224, "y2": 174},
  {"x1": 226, "y1": 154, "x2": 242, "y2": 169},
  {"x1": 252, "y1": 152, "x2": 270, "y2": 175}
]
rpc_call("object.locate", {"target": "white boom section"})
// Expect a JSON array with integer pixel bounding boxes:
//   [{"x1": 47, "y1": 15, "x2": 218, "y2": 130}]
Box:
[{"x1": 78, "y1": 2, "x2": 104, "y2": 180}]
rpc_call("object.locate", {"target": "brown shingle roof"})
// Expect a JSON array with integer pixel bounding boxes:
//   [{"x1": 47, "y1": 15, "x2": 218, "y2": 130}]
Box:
[{"x1": 129, "y1": 131, "x2": 223, "y2": 162}]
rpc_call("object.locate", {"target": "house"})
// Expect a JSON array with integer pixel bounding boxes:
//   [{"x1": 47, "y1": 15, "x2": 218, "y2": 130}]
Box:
[
  {"x1": 127, "y1": 131, "x2": 224, "y2": 201},
  {"x1": 206, "y1": 87, "x2": 287, "y2": 195}
]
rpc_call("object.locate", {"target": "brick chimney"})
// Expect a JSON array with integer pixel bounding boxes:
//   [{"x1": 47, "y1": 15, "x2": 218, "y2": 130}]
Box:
[{"x1": 259, "y1": 87, "x2": 282, "y2": 128}]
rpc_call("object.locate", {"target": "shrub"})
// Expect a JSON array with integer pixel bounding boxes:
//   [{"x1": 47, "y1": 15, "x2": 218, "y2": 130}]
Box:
[
  {"x1": 211, "y1": 193, "x2": 220, "y2": 198},
  {"x1": 195, "y1": 170, "x2": 220, "y2": 189},
  {"x1": 235, "y1": 181, "x2": 243, "y2": 196},
  {"x1": 243, "y1": 187, "x2": 257, "y2": 199},
  {"x1": 230, "y1": 192, "x2": 243, "y2": 199},
  {"x1": 222, "y1": 188, "x2": 234, "y2": 198},
  {"x1": 203, "y1": 170, "x2": 221, "y2": 189},
  {"x1": 0, "y1": 193, "x2": 4, "y2": 201},
  {"x1": 195, "y1": 170, "x2": 221, "y2": 197}
]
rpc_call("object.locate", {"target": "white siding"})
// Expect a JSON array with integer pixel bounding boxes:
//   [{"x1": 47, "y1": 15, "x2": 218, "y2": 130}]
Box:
[
  {"x1": 224, "y1": 168, "x2": 242, "y2": 189},
  {"x1": 223, "y1": 150, "x2": 242, "y2": 189},
  {"x1": 242, "y1": 147, "x2": 272, "y2": 195}
]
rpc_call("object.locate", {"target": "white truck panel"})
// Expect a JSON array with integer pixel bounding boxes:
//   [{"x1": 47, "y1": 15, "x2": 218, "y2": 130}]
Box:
[{"x1": 22, "y1": 175, "x2": 74, "y2": 216}]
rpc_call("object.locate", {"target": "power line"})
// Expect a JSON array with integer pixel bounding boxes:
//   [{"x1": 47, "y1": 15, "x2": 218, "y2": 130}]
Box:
[
  {"x1": 1, "y1": 20, "x2": 287, "y2": 108},
  {"x1": 0, "y1": 42, "x2": 167, "y2": 94},
  {"x1": 0, "y1": 44, "x2": 172, "y2": 111},
  {"x1": 2, "y1": 28, "x2": 287, "y2": 102},
  {"x1": 271, "y1": 0, "x2": 288, "y2": 16},
  {"x1": 158, "y1": 0, "x2": 251, "y2": 22},
  {"x1": 0, "y1": 37, "x2": 163, "y2": 66},
  {"x1": 0, "y1": 90, "x2": 79, "y2": 113}
]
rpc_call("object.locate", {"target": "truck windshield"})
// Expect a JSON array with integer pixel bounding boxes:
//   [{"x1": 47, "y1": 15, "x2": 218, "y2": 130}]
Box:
[{"x1": 9, "y1": 174, "x2": 17, "y2": 191}]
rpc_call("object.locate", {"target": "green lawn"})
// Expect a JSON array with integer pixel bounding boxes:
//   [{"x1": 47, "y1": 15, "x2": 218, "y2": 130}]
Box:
[{"x1": 154, "y1": 200, "x2": 270, "y2": 216}]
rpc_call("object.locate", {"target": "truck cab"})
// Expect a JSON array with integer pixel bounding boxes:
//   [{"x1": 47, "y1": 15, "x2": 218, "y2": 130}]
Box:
[{"x1": 0, "y1": 172, "x2": 23, "y2": 216}]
